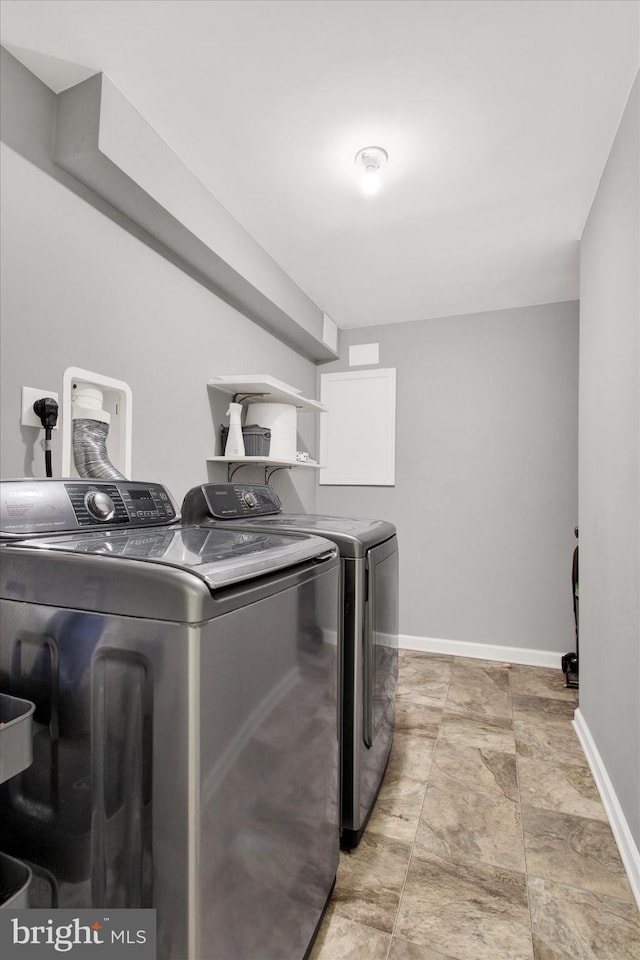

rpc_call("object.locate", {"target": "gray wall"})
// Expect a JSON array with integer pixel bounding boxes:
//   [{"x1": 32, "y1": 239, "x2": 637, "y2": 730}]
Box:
[
  {"x1": 579, "y1": 73, "x2": 639, "y2": 847},
  {"x1": 317, "y1": 302, "x2": 579, "y2": 654},
  {"x1": 0, "y1": 49, "x2": 319, "y2": 509}
]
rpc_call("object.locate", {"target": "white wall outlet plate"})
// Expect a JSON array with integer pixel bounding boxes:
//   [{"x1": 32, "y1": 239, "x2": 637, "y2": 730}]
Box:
[{"x1": 21, "y1": 386, "x2": 60, "y2": 428}]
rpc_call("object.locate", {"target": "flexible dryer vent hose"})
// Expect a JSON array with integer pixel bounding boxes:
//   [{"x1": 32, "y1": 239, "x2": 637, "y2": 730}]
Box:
[{"x1": 73, "y1": 419, "x2": 126, "y2": 481}]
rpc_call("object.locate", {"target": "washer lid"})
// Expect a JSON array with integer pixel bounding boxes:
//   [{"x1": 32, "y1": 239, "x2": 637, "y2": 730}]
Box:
[
  {"x1": 7, "y1": 525, "x2": 336, "y2": 590},
  {"x1": 225, "y1": 514, "x2": 397, "y2": 558}
]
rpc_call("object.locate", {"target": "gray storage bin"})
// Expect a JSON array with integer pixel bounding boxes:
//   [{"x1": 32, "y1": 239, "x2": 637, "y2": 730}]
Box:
[
  {"x1": 0, "y1": 693, "x2": 35, "y2": 783},
  {"x1": 0, "y1": 852, "x2": 32, "y2": 909},
  {"x1": 220, "y1": 424, "x2": 271, "y2": 457}
]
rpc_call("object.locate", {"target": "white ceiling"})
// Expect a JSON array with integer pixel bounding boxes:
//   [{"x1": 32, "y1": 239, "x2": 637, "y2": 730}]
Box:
[{"x1": 1, "y1": 0, "x2": 638, "y2": 329}]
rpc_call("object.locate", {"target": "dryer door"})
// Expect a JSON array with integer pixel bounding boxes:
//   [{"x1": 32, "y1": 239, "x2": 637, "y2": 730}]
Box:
[{"x1": 362, "y1": 536, "x2": 399, "y2": 748}]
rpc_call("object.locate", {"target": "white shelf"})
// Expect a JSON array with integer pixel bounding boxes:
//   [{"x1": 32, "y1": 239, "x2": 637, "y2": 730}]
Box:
[
  {"x1": 207, "y1": 457, "x2": 321, "y2": 468},
  {"x1": 208, "y1": 377, "x2": 327, "y2": 412},
  {"x1": 208, "y1": 377, "x2": 325, "y2": 479}
]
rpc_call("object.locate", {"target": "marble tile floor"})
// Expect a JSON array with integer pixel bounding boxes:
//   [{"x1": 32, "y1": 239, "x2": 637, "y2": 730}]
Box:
[{"x1": 310, "y1": 651, "x2": 640, "y2": 960}]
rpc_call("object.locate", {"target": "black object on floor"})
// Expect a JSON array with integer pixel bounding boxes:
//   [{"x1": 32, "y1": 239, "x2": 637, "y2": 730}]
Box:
[{"x1": 562, "y1": 526, "x2": 579, "y2": 689}]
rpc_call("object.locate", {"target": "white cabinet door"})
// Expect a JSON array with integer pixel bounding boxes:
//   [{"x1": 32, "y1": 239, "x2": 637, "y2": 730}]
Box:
[{"x1": 319, "y1": 369, "x2": 396, "y2": 486}]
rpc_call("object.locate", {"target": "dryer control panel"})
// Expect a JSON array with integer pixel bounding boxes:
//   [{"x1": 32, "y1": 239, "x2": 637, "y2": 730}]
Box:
[
  {"x1": 182, "y1": 483, "x2": 282, "y2": 522},
  {"x1": 0, "y1": 479, "x2": 179, "y2": 539}
]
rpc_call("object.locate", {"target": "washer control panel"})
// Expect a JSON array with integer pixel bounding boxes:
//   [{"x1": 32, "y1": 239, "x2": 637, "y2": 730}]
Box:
[
  {"x1": 84, "y1": 489, "x2": 117, "y2": 522},
  {"x1": 0, "y1": 479, "x2": 179, "y2": 538}
]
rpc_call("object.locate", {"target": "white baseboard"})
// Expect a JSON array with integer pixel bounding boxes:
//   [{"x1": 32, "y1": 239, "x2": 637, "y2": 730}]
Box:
[
  {"x1": 573, "y1": 709, "x2": 640, "y2": 910},
  {"x1": 399, "y1": 634, "x2": 562, "y2": 669}
]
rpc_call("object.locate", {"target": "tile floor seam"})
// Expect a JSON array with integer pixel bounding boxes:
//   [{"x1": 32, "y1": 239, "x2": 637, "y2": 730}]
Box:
[
  {"x1": 385, "y1": 653, "x2": 454, "y2": 952},
  {"x1": 378, "y1": 789, "x2": 430, "y2": 932},
  {"x1": 510, "y1": 666, "x2": 537, "y2": 960}
]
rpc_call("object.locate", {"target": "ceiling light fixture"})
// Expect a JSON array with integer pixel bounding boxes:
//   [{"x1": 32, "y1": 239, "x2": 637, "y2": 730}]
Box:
[{"x1": 355, "y1": 146, "x2": 388, "y2": 196}]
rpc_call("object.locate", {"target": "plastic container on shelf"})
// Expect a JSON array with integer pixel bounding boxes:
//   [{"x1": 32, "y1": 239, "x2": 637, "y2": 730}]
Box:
[
  {"x1": 0, "y1": 694, "x2": 35, "y2": 783},
  {"x1": 220, "y1": 425, "x2": 271, "y2": 457},
  {"x1": 244, "y1": 404, "x2": 296, "y2": 461}
]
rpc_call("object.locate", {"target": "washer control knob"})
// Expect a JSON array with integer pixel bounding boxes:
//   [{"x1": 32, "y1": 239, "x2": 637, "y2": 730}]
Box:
[
  {"x1": 85, "y1": 490, "x2": 116, "y2": 522},
  {"x1": 241, "y1": 490, "x2": 259, "y2": 509}
]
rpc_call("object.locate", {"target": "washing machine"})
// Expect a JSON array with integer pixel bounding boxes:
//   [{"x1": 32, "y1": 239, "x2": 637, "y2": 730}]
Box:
[
  {"x1": 0, "y1": 478, "x2": 340, "y2": 960},
  {"x1": 181, "y1": 483, "x2": 399, "y2": 848}
]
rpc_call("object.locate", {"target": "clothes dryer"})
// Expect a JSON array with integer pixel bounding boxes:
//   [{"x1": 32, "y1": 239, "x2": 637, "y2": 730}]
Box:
[
  {"x1": 0, "y1": 479, "x2": 340, "y2": 960},
  {"x1": 181, "y1": 483, "x2": 399, "y2": 848}
]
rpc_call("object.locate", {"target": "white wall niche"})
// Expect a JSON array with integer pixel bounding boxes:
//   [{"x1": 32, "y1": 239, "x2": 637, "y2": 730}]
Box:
[{"x1": 61, "y1": 367, "x2": 132, "y2": 479}]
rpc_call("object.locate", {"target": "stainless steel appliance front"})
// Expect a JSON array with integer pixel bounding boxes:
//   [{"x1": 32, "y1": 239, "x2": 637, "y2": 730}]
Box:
[
  {"x1": 0, "y1": 480, "x2": 340, "y2": 960},
  {"x1": 181, "y1": 483, "x2": 399, "y2": 848}
]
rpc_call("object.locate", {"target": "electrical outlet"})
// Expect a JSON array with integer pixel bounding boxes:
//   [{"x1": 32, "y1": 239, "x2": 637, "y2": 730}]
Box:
[{"x1": 21, "y1": 386, "x2": 60, "y2": 428}]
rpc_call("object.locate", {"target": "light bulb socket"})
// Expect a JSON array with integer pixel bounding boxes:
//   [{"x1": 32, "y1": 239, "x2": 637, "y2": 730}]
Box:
[{"x1": 355, "y1": 146, "x2": 388, "y2": 170}]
